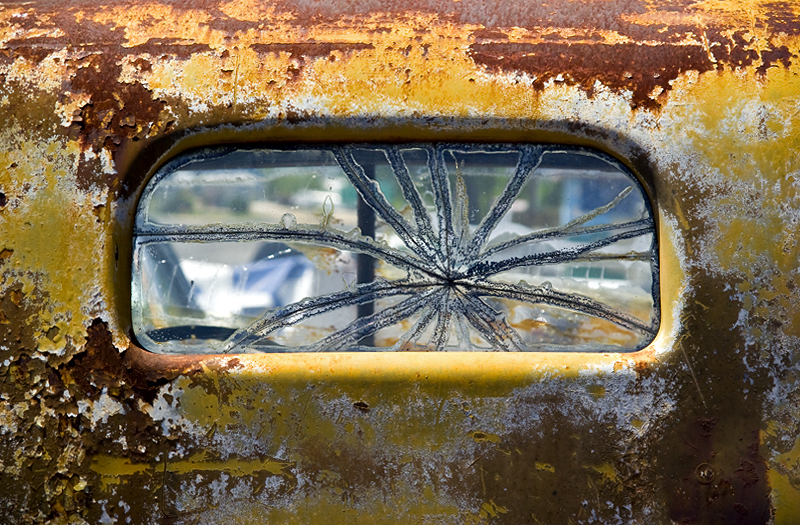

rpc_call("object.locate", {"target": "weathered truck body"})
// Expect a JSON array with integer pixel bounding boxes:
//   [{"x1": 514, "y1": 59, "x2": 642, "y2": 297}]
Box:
[{"x1": 1, "y1": 1, "x2": 799, "y2": 523}]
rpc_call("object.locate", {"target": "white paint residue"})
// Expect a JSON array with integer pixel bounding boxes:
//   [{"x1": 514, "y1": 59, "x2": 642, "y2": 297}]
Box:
[
  {"x1": 144, "y1": 385, "x2": 182, "y2": 436},
  {"x1": 145, "y1": 383, "x2": 202, "y2": 437},
  {"x1": 77, "y1": 388, "x2": 126, "y2": 429},
  {"x1": 98, "y1": 505, "x2": 114, "y2": 525}
]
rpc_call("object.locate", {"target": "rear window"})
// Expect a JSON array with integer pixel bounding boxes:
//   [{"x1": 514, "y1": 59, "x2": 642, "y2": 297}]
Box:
[{"x1": 132, "y1": 144, "x2": 659, "y2": 353}]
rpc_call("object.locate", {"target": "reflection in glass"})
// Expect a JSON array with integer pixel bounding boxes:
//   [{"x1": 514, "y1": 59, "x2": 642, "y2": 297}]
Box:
[{"x1": 133, "y1": 145, "x2": 658, "y2": 353}]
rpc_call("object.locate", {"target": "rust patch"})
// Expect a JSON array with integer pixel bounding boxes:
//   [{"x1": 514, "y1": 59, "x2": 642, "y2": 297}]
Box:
[
  {"x1": 65, "y1": 52, "x2": 168, "y2": 193},
  {"x1": 249, "y1": 42, "x2": 377, "y2": 81},
  {"x1": 756, "y1": 44, "x2": 794, "y2": 75},
  {"x1": 735, "y1": 457, "x2": 762, "y2": 488},
  {"x1": 470, "y1": 28, "x2": 508, "y2": 41},
  {"x1": 754, "y1": 0, "x2": 800, "y2": 35},
  {"x1": 0, "y1": 283, "x2": 41, "y2": 359},
  {"x1": 130, "y1": 38, "x2": 213, "y2": 59},
  {"x1": 703, "y1": 28, "x2": 796, "y2": 72},
  {"x1": 5, "y1": 10, "x2": 121, "y2": 55},
  {"x1": 91, "y1": 203, "x2": 107, "y2": 223},
  {"x1": 123, "y1": 343, "x2": 216, "y2": 385},
  {"x1": 1, "y1": 40, "x2": 54, "y2": 63},
  {"x1": 271, "y1": 0, "x2": 800, "y2": 39},
  {"x1": 71, "y1": 321, "x2": 197, "y2": 404},
  {"x1": 70, "y1": 319, "x2": 128, "y2": 394},
  {"x1": 471, "y1": 31, "x2": 796, "y2": 108},
  {"x1": 250, "y1": 42, "x2": 375, "y2": 58},
  {"x1": 0, "y1": 307, "x2": 160, "y2": 523},
  {"x1": 470, "y1": 41, "x2": 714, "y2": 109}
]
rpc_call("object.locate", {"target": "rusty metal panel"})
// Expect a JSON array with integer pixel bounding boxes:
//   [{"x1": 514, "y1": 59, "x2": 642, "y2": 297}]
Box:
[{"x1": 0, "y1": 0, "x2": 798, "y2": 523}]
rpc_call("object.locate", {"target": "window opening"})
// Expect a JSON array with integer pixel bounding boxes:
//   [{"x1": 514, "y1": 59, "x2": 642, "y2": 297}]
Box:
[{"x1": 133, "y1": 144, "x2": 659, "y2": 353}]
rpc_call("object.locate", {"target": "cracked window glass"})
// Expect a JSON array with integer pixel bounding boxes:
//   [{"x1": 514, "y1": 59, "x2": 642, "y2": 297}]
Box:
[{"x1": 133, "y1": 144, "x2": 659, "y2": 354}]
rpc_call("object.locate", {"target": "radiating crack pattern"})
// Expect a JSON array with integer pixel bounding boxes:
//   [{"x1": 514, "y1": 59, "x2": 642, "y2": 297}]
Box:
[{"x1": 135, "y1": 144, "x2": 659, "y2": 352}]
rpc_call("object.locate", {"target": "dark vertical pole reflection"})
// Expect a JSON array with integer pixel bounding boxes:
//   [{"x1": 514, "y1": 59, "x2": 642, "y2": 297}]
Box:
[{"x1": 357, "y1": 162, "x2": 376, "y2": 347}]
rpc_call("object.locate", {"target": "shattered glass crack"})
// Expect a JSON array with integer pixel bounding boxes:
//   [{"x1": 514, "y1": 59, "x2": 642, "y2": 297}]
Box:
[{"x1": 135, "y1": 144, "x2": 659, "y2": 352}]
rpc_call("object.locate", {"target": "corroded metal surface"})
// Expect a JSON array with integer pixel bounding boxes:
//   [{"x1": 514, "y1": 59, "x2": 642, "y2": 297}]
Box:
[{"x1": 1, "y1": 0, "x2": 799, "y2": 523}]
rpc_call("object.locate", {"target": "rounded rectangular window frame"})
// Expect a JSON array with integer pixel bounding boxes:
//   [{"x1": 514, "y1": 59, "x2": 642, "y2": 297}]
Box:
[{"x1": 132, "y1": 143, "x2": 661, "y2": 355}]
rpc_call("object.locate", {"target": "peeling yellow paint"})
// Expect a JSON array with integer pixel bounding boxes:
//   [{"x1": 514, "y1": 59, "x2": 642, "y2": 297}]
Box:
[
  {"x1": 693, "y1": 0, "x2": 800, "y2": 27},
  {"x1": 219, "y1": 0, "x2": 295, "y2": 23},
  {"x1": 168, "y1": 451, "x2": 294, "y2": 478},
  {"x1": 586, "y1": 384, "x2": 606, "y2": 400},
  {"x1": 90, "y1": 452, "x2": 293, "y2": 489},
  {"x1": 90, "y1": 456, "x2": 152, "y2": 489},
  {"x1": 589, "y1": 463, "x2": 619, "y2": 484},
  {"x1": 471, "y1": 431, "x2": 501, "y2": 444},
  {"x1": 87, "y1": 5, "x2": 216, "y2": 47},
  {"x1": 0, "y1": 131, "x2": 112, "y2": 350}
]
